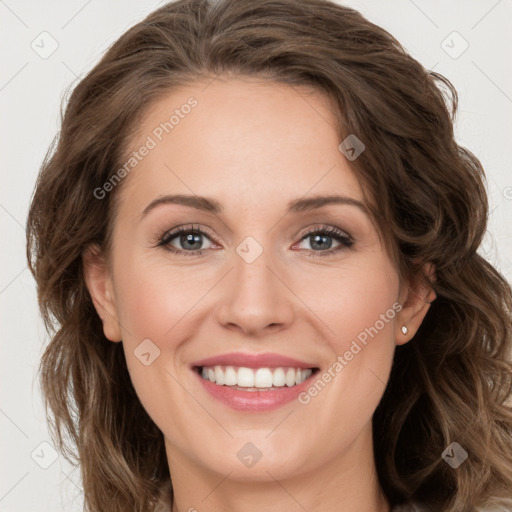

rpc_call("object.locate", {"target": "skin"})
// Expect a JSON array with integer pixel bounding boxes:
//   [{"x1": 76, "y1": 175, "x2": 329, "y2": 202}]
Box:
[{"x1": 84, "y1": 76, "x2": 435, "y2": 512}]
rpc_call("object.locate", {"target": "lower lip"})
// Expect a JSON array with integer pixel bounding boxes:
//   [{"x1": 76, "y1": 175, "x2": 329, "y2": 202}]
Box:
[{"x1": 194, "y1": 369, "x2": 316, "y2": 412}]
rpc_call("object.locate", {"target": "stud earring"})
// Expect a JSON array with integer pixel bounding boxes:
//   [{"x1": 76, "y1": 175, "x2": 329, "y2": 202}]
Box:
[{"x1": 401, "y1": 325, "x2": 408, "y2": 335}]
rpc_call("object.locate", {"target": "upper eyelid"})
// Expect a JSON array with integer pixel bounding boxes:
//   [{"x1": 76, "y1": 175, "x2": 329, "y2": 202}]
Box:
[
  {"x1": 298, "y1": 224, "x2": 352, "y2": 239},
  {"x1": 160, "y1": 224, "x2": 217, "y2": 244}
]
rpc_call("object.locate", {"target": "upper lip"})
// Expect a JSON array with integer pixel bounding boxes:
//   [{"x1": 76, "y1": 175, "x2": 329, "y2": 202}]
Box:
[{"x1": 191, "y1": 352, "x2": 318, "y2": 369}]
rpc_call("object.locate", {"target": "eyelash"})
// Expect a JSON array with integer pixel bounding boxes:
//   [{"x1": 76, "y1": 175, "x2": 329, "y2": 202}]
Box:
[{"x1": 156, "y1": 224, "x2": 354, "y2": 258}]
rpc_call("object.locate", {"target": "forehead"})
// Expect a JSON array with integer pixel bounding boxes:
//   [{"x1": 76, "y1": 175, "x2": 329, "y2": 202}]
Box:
[{"x1": 116, "y1": 77, "x2": 365, "y2": 217}]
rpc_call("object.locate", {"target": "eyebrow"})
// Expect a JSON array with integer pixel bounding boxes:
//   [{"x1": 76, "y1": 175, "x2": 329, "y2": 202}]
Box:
[{"x1": 140, "y1": 193, "x2": 368, "y2": 218}]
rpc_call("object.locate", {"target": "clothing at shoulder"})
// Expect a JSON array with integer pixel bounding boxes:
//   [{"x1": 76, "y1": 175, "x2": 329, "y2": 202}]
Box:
[
  {"x1": 391, "y1": 500, "x2": 512, "y2": 512},
  {"x1": 391, "y1": 504, "x2": 428, "y2": 512}
]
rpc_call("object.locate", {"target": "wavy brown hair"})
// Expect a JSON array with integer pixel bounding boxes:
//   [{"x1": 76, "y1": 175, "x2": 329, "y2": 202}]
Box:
[{"x1": 26, "y1": 0, "x2": 512, "y2": 511}]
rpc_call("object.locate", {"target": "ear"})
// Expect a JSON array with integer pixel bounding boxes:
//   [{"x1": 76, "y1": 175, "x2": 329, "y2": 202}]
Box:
[
  {"x1": 82, "y1": 244, "x2": 122, "y2": 342},
  {"x1": 395, "y1": 262, "x2": 437, "y2": 346}
]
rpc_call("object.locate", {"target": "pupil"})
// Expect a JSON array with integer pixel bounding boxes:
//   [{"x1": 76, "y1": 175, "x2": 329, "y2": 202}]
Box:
[
  {"x1": 311, "y1": 234, "x2": 332, "y2": 250},
  {"x1": 181, "y1": 232, "x2": 202, "y2": 250}
]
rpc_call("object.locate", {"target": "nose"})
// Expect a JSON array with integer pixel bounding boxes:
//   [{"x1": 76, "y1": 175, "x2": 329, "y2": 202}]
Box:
[{"x1": 216, "y1": 240, "x2": 295, "y2": 337}]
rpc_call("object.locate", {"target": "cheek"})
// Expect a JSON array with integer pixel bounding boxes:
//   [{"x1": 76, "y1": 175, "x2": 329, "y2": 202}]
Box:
[
  {"x1": 305, "y1": 254, "x2": 400, "y2": 351},
  {"x1": 111, "y1": 255, "x2": 207, "y2": 422},
  {"x1": 296, "y1": 255, "x2": 400, "y2": 424},
  {"x1": 301, "y1": 254, "x2": 401, "y2": 414},
  {"x1": 111, "y1": 256, "x2": 208, "y2": 398},
  {"x1": 113, "y1": 255, "x2": 211, "y2": 343}
]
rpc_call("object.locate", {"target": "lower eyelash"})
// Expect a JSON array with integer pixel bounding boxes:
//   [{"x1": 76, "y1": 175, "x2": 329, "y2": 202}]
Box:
[
  {"x1": 157, "y1": 225, "x2": 354, "y2": 256},
  {"x1": 168, "y1": 247, "x2": 207, "y2": 257}
]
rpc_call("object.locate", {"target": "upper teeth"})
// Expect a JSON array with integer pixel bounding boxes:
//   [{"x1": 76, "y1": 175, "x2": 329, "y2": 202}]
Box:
[{"x1": 200, "y1": 366, "x2": 313, "y2": 388}]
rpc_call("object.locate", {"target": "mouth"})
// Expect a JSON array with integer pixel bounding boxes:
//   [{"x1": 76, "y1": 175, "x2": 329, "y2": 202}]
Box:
[
  {"x1": 193, "y1": 365, "x2": 320, "y2": 391},
  {"x1": 190, "y1": 352, "x2": 321, "y2": 411}
]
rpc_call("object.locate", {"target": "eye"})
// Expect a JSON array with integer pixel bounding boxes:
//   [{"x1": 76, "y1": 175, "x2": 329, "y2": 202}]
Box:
[
  {"x1": 292, "y1": 225, "x2": 354, "y2": 256},
  {"x1": 158, "y1": 225, "x2": 216, "y2": 255},
  {"x1": 156, "y1": 223, "x2": 354, "y2": 257}
]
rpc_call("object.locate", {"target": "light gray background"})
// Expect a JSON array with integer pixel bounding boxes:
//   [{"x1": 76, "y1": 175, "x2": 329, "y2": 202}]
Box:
[{"x1": 1, "y1": 1, "x2": 511, "y2": 511}]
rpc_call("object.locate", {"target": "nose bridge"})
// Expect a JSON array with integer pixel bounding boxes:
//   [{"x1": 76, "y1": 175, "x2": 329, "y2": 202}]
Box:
[
  {"x1": 235, "y1": 235, "x2": 275, "y2": 292},
  {"x1": 233, "y1": 233, "x2": 282, "y2": 302},
  {"x1": 216, "y1": 233, "x2": 294, "y2": 334}
]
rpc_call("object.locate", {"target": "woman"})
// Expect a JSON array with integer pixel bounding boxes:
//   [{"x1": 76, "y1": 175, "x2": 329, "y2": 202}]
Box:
[{"x1": 26, "y1": 0, "x2": 512, "y2": 511}]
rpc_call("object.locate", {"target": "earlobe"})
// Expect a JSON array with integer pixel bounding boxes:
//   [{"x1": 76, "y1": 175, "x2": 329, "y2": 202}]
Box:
[
  {"x1": 82, "y1": 244, "x2": 122, "y2": 342},
  {"x1": 396, "y1": 262, "x2": 437, "y2": 345}
]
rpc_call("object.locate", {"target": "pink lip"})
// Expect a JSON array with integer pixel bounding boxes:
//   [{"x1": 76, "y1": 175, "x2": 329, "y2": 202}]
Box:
[
  {"x1": 193, "y1": 370, "x2": 316, "y2": 412},
  {"x1": 190, "y1": 352, "x2": 319, "y2": 412},
  {"x1": 191, "y1": 352, "x2": 317, "y2": 369}
]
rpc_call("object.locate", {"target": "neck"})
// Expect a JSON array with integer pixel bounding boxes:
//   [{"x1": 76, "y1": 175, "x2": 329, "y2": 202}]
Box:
[{"x1": 166, "y1": 423, "x2": 391, "y2": 512}]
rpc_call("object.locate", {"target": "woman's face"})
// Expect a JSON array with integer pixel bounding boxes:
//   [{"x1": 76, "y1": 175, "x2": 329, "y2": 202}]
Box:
[{"x1": 87, "y1": 77, "x2": 426, "y2": 484}]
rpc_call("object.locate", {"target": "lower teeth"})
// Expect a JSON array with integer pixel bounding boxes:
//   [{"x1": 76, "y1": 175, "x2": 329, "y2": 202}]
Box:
[{"x1": 225, "y1": 385, "x2": 277, "y2": 391}]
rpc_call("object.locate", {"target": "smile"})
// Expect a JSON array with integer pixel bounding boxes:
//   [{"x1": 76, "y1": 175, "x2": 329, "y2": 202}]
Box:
[
  {"x1": 196, "y1": 365, "x2": 316, "y2": 390},
  {"x1": 190, "y1": 352, "x2": 321, "y2": 411}
]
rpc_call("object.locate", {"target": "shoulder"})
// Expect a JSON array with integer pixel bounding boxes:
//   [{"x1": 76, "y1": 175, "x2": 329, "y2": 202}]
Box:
[
  {"x1": 391, "y1": 504, "x2": 428, "y2": 512},
  {"x1": 475, "y1": 499, "x2": 512, "y2": 512},
  {"x1": 391, "y1": 499, "x2": 512, "y2": 512}
]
